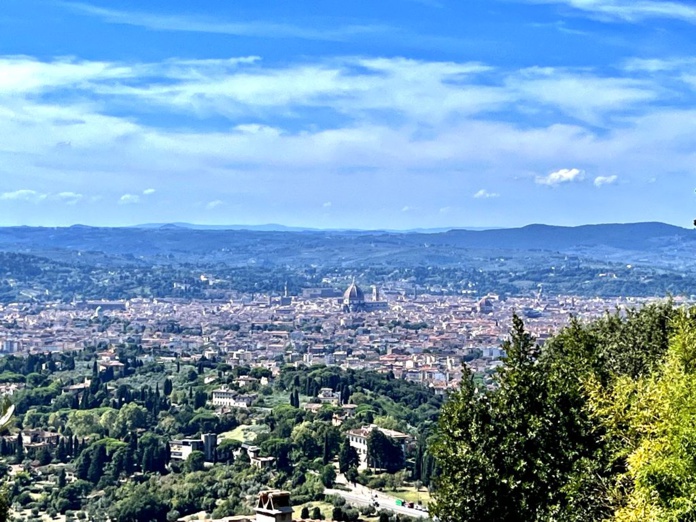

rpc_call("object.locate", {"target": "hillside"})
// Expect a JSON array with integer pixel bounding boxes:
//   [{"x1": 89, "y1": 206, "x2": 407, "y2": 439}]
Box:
[{"x1": 0, "y1": 222, "x2": 692, "y2": 269}]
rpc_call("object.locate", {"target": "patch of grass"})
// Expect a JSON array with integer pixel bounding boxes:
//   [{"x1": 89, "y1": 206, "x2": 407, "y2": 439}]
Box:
[
  {"x1": 259, "y1": 392, "x2": 291, "y2": 408},
  {"x1": 292, "y1": 501, "x2": 334, "y2": 519},
  {"x1": 220, "y1": 424, "x2": 269, "y2": 443},
  {"x1": 384, "y1": 486, "x2": 431, "y2": 505}
]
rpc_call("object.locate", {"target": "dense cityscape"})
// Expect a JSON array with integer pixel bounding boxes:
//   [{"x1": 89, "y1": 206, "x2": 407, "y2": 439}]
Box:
[{"x1": 0, "y1": 284, "x2": 671, "y2": 393}]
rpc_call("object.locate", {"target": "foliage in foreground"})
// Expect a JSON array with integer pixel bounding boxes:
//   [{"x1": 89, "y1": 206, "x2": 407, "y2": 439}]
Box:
[{"x1": 430, "y1": 303, "x2": 692, "y2": 522}]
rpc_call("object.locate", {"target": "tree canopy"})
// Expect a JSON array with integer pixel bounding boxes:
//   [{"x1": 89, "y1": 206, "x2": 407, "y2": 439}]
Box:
[{"x1": 430, "y1": 303, "x2": 680, "y2": 522}]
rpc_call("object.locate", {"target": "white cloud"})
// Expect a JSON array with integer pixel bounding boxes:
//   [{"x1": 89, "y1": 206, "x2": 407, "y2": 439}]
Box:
[
  {"x1": 142, "y1": 188, "x2": 156, "y2": 195},
  {"x1": 536, "y1": 168, "x2": 585, "y2": 186},
  {"x1": 0, "y1": 190, "x2": 48, "y2": 202},
  {"x1": 323, "y1": 201, "x2": 332, "y2": 208},
  {"x1": 53, "y1": 192, "x2": 84, "y2": 204},
  {"x1": 594, "y1": 175, "x2": 618, "y2": 187},
  {"x1": 473, "y1": 189, "x2": 500, "y2": 199},
  {"x1": 401, "y1": 206, "x2": 415, "y2": 212},
  {"x1": 1, "y1": 190, "x2": 85, "y2": 205},
  {"x1": 206, "y1": 200, "x2": 224, "y2": 209},
  {"x1": 118, "y1": 194, "x2": 140, "y2": 205},
  {"x1": 0, "y1": 56, "x2": 133, "y2": 95},
  {"x1": 527, "y1": 0, "x2": 696, "y2": 24},
  {"x1": 508, "y1": 68, "x2": 655, "y2": 123}
]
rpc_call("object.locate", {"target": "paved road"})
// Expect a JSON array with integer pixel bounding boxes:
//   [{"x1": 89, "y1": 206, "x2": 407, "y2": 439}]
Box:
[{"x1": 325, "y1": 487, "x2": 430, "y2": 519}]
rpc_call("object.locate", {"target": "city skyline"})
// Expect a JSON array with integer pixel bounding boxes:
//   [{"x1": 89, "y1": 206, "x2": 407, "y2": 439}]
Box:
[{"x1": 1, "y1": 0, "x2": 696, "y2": 229}]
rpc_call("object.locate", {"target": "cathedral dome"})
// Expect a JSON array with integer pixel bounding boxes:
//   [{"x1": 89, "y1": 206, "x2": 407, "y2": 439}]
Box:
[{"x1": 343, "y1": 281, "x2": 365, "y2": 303}]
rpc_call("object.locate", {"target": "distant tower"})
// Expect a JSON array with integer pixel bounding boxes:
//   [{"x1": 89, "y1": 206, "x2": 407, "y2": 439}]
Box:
[
  {"x1": 280, "y1": 281, "x2": 292, "y2": 306},
  {"x1": 202, "y1": 433, "x2": 217, "y2": 462},
  {"x1": 255, "y1": 491, "x2": 293, "y2": 522},
  {"x1": 372, "y1": 285, "x2": 379, "y2": 302}
]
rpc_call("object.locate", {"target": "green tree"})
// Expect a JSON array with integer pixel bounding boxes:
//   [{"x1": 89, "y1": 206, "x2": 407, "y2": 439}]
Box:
[
  {"x1": 57, "y1": 467, "x2": 66, "y2": 489},
  {"x1": 0, "y1": 487, "x2": 8, "y2": 522},
  {"x1": 185, "y1": 450, "x2": 206, "y2": 473},
  {"x1": 585, "y1": 310, "x2": 696, "y2": 521},
  {"x1": 87, "y1": 444, "x2": 107, "y2": 484},
  {"x1": 111, "y1": 490, "x2": 168, "y2": 522},
  {"x1": 367, "y1": 430, "x2": 403, "y2": 473},
  {"x1": 345, "y1": 467, "x2": 358, "y2": 485},
  {"x1": 332, "y1": 507, "x2": 345, "y2": 521},
  {"x1": 321, "y1": 465, "x2": 336, "y2": 488},
  {"x1": 338, "y1": 443, "x2": 359, "y2": 474},
  {"x1": 14, "y1": 432, "x2": 23, "y2": 463}
]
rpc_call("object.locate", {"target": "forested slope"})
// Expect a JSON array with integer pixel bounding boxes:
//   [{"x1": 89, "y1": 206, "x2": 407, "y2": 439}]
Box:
[{"x1": 431, "y1": 303, "x2": 696, "y2": 521}]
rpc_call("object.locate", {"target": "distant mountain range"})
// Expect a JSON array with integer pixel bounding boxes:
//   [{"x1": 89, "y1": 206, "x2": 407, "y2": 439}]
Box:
[
  {"x1": 0, "y1": 222, "x2": 693, "y2": 269},
  {"x1": 132, "y1": 222, "x2": 482, "y2": 233}
]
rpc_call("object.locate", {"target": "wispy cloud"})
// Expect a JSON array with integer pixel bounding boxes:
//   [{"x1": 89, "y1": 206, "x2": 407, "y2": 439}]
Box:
[
  {"x1": 525, "y1": 0, "x2": 696, "y2": 24},
  {"x1": 0, "y1": 56, "x2": 133, "y2": 94},
  {"x1": 594, "y1": 175, "x2": 618, "y2": 187},
  {"x1": 0, "y1": 190, "x2": 85, "y2": 204},
  {"x1": 0, "y1": 189, "x2": 47, "y2": 202},
  {"x1": 143, "y1": 188, "x2": 156, "y2": 195},
  {"x1": 53, "y1": 192, "x2": 84, "y2": 204},
  {"x1": 473, "y1": 189, "x2": 500, "y2": 199},
  {"x1": 60, "y1": 2, "x2": 391, "y2": 42},
  {"x1": 206, "y1": 200, "x2": 224, "y2": 210},
  {"x1": 118, "y1": 194, "x2": 140, "y2": 205},
  {"x1": 536, "y1": 168, "x2": 585, "y2": 186}
]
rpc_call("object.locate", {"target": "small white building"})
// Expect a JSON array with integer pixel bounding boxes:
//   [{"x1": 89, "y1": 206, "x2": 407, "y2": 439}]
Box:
[{"x1": 317, "y1": 387, "x2": 340, "y2": 405}]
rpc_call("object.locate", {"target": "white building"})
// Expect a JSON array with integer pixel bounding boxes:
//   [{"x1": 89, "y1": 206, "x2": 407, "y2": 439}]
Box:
[
  {"x1": 211, "y1": 387, "x2": 258, "y2": 409},
  {"x1": 346, "y1": 424, "x2": 411, "y2": 470}
]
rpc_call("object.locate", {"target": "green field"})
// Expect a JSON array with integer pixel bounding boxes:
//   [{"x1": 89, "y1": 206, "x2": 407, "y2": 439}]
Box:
[
  {"x1": 220, "y1": 424, "x2": 269, "y2": 443},
  {"x1": 385, "y1": 486, "x2": 431, "y2": 505}
]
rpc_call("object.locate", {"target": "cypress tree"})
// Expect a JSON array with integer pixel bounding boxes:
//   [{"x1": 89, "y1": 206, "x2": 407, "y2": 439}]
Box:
[
  {"x1": 323, "y1": 432, "x2": 331, "y2": 464},
  {"x1": 14, "y1": 433, "x2": 24, "y2": 463},
  {"x1": 57, "y1": 467, "x2": 66, "y2": 489}
]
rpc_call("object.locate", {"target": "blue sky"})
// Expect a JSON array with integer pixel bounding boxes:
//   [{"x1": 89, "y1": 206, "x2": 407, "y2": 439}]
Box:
[{"x1": 1, "y1": 0, "x2": 696, "y2": 229}]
